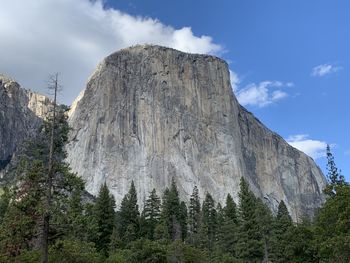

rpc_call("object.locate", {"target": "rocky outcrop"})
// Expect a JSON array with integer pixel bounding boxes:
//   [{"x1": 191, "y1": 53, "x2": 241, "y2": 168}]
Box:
[
  {"x1": 0, "y1": 75, "x2": 52, "y2": 173},
  {"x1": 66, "y1": 45, "x2": 326, "y2": 220}
]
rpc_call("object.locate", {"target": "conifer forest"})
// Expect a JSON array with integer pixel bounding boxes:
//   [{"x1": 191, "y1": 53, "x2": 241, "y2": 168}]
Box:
[{"x1": 0, "y1": 106, "x2": 349, "y2": 263}]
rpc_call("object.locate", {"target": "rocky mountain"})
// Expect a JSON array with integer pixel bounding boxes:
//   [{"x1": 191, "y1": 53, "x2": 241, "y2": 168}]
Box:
[
  {"x1": 0, "y1": 75, "x2": 52, "y2": 174},
  {"x1": 66, "y1": 45, "x2": 326, "y2": 220}
]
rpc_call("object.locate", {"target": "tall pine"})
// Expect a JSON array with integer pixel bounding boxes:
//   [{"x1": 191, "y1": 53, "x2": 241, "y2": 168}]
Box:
[
  {"x1": 94, "y1": 182, "x2": 116, "y2": 256},
  {"x1": 200, "y1": 192, "x2": 217, "y2": 251},
  {"x1": 188, "y1": 186, "x2": 201, "y2": 245},
  {"x1": 217, "y1": 194, "x2": 238, "y2": 257},
  {"x1": 324, "y1": 144, "x2": 346, "y2": 196},
  {"x1": 270, "y1": 201, "x2": 293, "y2": 262},
  {"x1": 179, "y1": 201, "x2": 188, "y2": 241},
  {"x1": 160, "y1": 178, "x2": 183, "y2": 241},
  {"x1": 118, "y1": 181, "x2": 140, "y2": 243},
  {"x1": 236, "y1": 178, "x2": 264, "y2": 262},
  {"x1": 142, "y1": 188, "x2": 161, "y2": 240},
  {"x1": 255, "y1": 198, "x2": 273, "y2": 263}
]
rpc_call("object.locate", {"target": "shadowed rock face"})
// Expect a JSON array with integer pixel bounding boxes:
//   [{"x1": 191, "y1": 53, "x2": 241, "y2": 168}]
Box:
[
  {"x1": 0, "y1": 75, "x2": 52, "y2": 174},
  {"x1": 65, "y1": 45, "x2": 326, "y2": 220}
]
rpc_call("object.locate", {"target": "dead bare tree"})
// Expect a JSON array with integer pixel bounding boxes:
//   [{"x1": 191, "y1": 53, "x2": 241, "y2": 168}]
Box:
[{"x1": 40, "y1": 73, "x2": 61, "y2": 263}]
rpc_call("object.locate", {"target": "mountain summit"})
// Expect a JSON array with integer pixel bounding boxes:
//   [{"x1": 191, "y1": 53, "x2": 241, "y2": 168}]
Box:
[{"x1": 66, "y1": 45, "x2": 326, "y2": 220}]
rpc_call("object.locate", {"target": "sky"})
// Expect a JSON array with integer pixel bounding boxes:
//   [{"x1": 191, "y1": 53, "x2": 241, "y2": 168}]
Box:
[{"x1": 0, "y1": 0, "x2": 348, "y2": 180}]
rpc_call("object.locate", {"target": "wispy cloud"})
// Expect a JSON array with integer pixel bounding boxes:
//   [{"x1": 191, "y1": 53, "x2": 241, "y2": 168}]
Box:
[
  {"x1": 235, "y1": 81, "x2": 291, "y2": 107},
  {"x1": 229, "y1": 70, "x2": 240, "y2": 92},
  {"x1": 286, "y1": 134, "x2": 327, "y2": 159},
  {"x1": 311, "y1": 64, "x2": 342, "y2": 77},
  {"x1": 0, "y1": 0, "x2": 221, "y2": 104}
]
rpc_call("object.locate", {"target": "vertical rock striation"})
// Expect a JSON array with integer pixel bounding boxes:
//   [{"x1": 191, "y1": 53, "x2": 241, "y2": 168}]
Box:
[
  {"x1": 0, "y1": 75, "x2": 52, "y2": 173},
  {"x1": 66, "y1": 45, "x2": 326, "y2": 220}
]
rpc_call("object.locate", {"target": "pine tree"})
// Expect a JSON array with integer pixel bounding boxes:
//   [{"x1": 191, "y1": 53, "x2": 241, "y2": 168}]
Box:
[
  {"x1": 270, "y1": 201, "x2": 293, "y2": 263},
  {"x1": 109, "y1": 227, "x2": 122, "y2": 254},
  {"x1": 200, "y1": 192, "x2": 217, "y2": 251},
  {"x1": 0, "y1": 107, "x2": 84, "y2": 260},
  {"x1": 255, "y1": 198, "x2": 273, "y2": 263},
  {"x1": 0, "y1": 161, "x2": 45, "y2": 259},
  {"x1": 224, "y1": 194, "x2": 237, "y2": 223},
  {"x1": 0, "y1": 186, "x2": 10, "y2": 224},
  {"x1": 236, "y1": 178, "x2": 264, "y2": 262},
  {"x1": 143, "y1": 188, "x2": 161, "y2": 240},
  {"x1": 315, "y1": 181, "x2": 350, "y2": 262},
  {"x1": 80, "y1": 202, "x2": 98, "y2": 243},
  {"x1": 188, "y1": 186, "x2": 201, "y2": 244},
  {"x1": 154, "y1": 221, "x2": 170, "y2": 241},
  {"x1": 41, "y1": 74, "x2": 60, "y2": 263},
  {"x1": 286, "y1": 218, "x2": 317, "y2": 263},
  {"x1": 215, "y1": 202, "x2": 224, "y2": 241},
  {"x1": 325, "y1": 144, "x2": 346, "y2": 196},
  {"x1": 217, "y1": 194, "x2": 238, "y2": 257},
  {"x1": 179, "y1": 201, "x2": 188, "y2": 241},
  {"x1": 160, "y1": 178, "x2": 182, "y2": 241},
  {"x1": 118, "y1": 180, "x2": 140, "y2": 242},
  {"x1": 94, "y1": 183, "x2": 116, "y2": 256},
  {"x1": 57, "y1": 176, "x2": 87, "y2": 241}
]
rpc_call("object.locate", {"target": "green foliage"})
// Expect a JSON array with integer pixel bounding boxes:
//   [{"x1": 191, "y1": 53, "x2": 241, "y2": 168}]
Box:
[
  {"x1": 118, "y1": 181, "x2": 140, "y2": 242},
  {"x1": 161, "y1": 179, "x2": 183, "y2": 241},
  {"x1": 1, "y1": 132, "x2": 349, "y2": 262},
  {"x1": 188, "y1": 186, "x2": 201, "y2": 245},
  {"x1": 167, "y1": 240, "x2": 209, "y2": 263},
  {"x1": 236, "y1": 178, "x2": 264, "y2": 262},
  {"x1": 255, "y1": 198, "x2": 273, "y2": 262},
  {"x1": 285, "y1": 219, "x2": 317, "y2": 263},
  {"x1": 0, "y1": 187, "x2": 10, "y2": 224},
  {"x1": 179, "y1": 201, "x2": 188, "y2": 240},
  {"x1": 126, "y1": 239, "x2": 167, "y2": 263},
  {"x1": 16, "y1": 249, "x2": 41, "y2": 263},
  {"x1": 270, "y1": 201, "x2": 293, "y2": 263},
  {"x1": 324, "y1": 144, "x2": 346, "y2": 196},
  {"x1": 211, "y1": 249, "x2": 243, "y2": 263},
  {"x1": 154, "y1": 221, "x2": 171, "y2": 241},
  {"x1": 199, "y1": 192, "x2": 217, "y2": 251},
  {"x1": 143, "y1": 188, "x2": 161, "y2": 240},
  {"x1": 49, "y1": 239, "x2": 102, "y2": 263},
  {"x1": 224, "y1": 194, "x2": 237, "y2": 222},
  {"x1": 106, "y1": 250, "x2": 129, "y2": 263},
  {"x1": 315, "y1": 184, "x2": 350, "y2": 262},
  {"x1": 217, "y1": 195, "x2": 239, "y2": 257},
  {"x1": 0, "y1": 107, "x2": 96, "y2": 261},
  {"x1": 109, "y1": 227, "x2": 122, "y2": 254},
  {"x1": 94, "y1": 183, "x2": 116, "y2": 256},
  {"x1": 0, "y1": 161, "x2": 45, "y2": 258}
]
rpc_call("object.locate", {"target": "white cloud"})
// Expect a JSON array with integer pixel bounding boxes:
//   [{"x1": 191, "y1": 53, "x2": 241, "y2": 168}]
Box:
[
  {"x1": 311, "y1": 64, "x2": 342, "y2": 77},
  {"x1": 0, "y1": 0, "x2": 221, "y2": 104},
  {"x1": 236, "y1": 81, "x2": 290, "y2": 107},
  {"x1": 229, "y1": 70, "x2": 240, "y2": 92},
  {"x1": 286, "y1": 134, "x2": 327, "y2": 159}
]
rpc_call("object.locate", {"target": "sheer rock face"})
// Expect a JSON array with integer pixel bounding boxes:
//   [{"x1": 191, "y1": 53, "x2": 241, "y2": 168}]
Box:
[
  {"x1": 66, "y1": 45, "x2": 326, "y2": 220},
  {"x1": 0, "y1": 75, "x2": 52, "y2": 172}
]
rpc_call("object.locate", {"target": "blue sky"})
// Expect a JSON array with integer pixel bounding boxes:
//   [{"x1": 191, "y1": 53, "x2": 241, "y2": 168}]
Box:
[
  {"x1": 0, "y1": 0, "x2": 348, "y2": 180},
  {"x1": 108, "y1": 0, "x2": 349, "y2": 180}
]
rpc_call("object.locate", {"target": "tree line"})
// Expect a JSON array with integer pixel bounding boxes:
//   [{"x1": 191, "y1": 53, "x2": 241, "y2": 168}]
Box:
[{"x1": 0, "y1": 107, "x2": 349, "y2": 262}]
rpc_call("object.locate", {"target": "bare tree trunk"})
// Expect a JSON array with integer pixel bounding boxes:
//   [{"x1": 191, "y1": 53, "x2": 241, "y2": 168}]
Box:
[{"x1": 41, "y1": 73, "x2": 58, "y2": 263}]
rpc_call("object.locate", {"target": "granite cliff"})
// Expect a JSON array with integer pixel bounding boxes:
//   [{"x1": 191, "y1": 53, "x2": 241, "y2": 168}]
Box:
[
  {"x1": 0, "y1": 75, "x2": 52, "y2": 173},
  {"x1": 66, "y1": 45, "x2": 326, "y2": 220}
]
